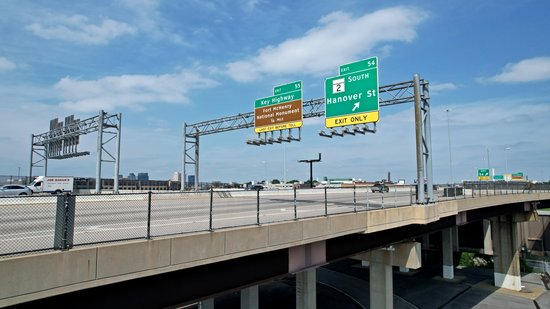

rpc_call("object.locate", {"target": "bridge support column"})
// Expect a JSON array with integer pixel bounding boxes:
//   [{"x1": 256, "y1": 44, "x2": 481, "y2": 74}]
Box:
[
  {"x1": 422, "y1": 234, "x2": 430, "y2": 249},
  {"x1": 491, "y1": 215, "x2": 522, "y2": 291},
  {"x1": 442, "y1": 227, "x2": 454, "y2": 279},
  {"x1": 483, "y1": 219, "x2": 494, "y2": 255},
  {"x1": 354, "y1": 243, "x2": 421, "y2": 309},
  {"x1": 296, "y1": 268, "x2": 316, "y2": 309},
  {"x1": 369, "y1": 249, "x2": 394, "y2": 309},
  {"x1": 241, "y1": 285, "x2": 259, "y2": 309},
  {"x1": 452, "y1": 226, "x2": 459, "y2": 252}
]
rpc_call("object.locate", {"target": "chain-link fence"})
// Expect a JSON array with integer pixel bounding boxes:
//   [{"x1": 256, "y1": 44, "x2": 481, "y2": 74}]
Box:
[{"x1": 1, "y1": 183, "x2": 548, "y2": 258}]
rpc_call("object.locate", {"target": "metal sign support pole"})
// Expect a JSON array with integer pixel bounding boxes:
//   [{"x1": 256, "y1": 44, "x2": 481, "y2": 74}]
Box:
[
  {"x1": 423, "y1": 81, "x2": 434, "y2": 202},
  {"x1": 95, "y1": 110, "x2": 104, "y2": 194},
  {"x1": 113, "y1": 113, "x2": 122, "y2": 194},
  {"x1": 182, "y1": 123, "x2": 187, "y2": 192},
  {"x1": 194, "y1": 135, "x2": 200, "y2": 191},
  {"x1": 413, "y1": 74, "x2": 425, "y2": 204}
]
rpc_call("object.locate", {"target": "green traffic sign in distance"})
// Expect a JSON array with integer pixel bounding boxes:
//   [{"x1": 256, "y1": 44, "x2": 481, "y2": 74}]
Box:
[
  {"x1": 274, "y1": 81, "x2": 302, "y2": 95},
  {"x1": 477, "y1": 169, "x2": 489, "y2": 176}
]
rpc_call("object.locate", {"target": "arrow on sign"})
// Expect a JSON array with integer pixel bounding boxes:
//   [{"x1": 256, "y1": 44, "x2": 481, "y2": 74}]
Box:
[{"x1": 352, "y1": 102, "x2": 360, "y2": 112}]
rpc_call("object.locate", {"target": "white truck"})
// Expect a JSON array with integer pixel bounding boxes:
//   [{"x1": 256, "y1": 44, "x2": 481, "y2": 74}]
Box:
[{"x1": 28, "y1": 176, "x2": 74, "y2": 194}]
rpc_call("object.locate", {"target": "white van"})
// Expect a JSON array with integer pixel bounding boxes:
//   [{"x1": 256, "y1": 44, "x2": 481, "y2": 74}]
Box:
[{"x1": 28, "y1": 176, "x2": 74, "y2": 194}]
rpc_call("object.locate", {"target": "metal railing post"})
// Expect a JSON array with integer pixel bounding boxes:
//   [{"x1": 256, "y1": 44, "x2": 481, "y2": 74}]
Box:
[
  {"x1": 381, "y1": 189, "x2": 385, "y2": 208},
  {"x1": 393, "y1": 186, "x2": 397, "y2": 207},
  {"x1": 506, "y1": 181, "x2": 509, "y2": 194},
  {"x1": 147, "y1": 191, "x2": 152, "y2": 239},
  {"x1": 54, "y1": 193, "x2": 75, "y2": 250},
  {"x1": 294, "y1": 187, "x2": 297, "y2": 220},
  {"x1": 353, "y1": 185, "x2": 357, "y2": 212},
  {"x1": 209, "y1": 188, "x2": 214, "y2": 231},
  {"x1": 256, "y1": 189, "x2": 260, "y2": 225},
  {"x1": 409, "y1": 186, "x2": 413, "y2": 205},
  {"x1": 324, "y1": 187, "x2": 328, "y2": 216},
  {"x1": 367, "y1": 186, "x2": 371, "y2": 209}
]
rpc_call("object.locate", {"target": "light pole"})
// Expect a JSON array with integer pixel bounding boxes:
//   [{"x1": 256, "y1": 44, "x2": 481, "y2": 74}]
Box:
[
  {"x1": 262, "y1": 161, "x2": 267, "y2": 186},
  {"x1": 505, "y1": 147, "x2": 511, "y2": 174},
  {"x1": 486, "y1": 147, "x2": 491, "y2": 180},
  {"x1": 445, "y1": 109, "x2": 453, "y2": 185}
]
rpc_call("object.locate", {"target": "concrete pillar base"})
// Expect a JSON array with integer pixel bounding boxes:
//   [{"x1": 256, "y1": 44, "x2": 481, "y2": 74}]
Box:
[
  {"x1": 443, "y1": 265, "x2": 454, "y2": 280},
  {"x1": 442, "y1": 228, "x2": 455, "y2": 280},
  {"x1": 241, "y1": 285, "x2": 259, "y2": 309},
  {"x1": 492, "y1": 215, "x2": 522, "y2": 291},
  {"x1": 494, "y1": 273, "x2": 522, "y2": 291},
  {"x1": 296, "y1": 269, "x2": 316, "y2": 309}
]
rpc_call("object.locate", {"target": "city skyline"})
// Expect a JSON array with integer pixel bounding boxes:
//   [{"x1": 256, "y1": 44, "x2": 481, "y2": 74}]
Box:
[{"x1": 0, "y1": 1, "x2": 549, "y2": 183}]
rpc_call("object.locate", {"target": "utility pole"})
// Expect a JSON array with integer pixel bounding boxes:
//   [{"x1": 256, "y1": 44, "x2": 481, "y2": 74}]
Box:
[{"x1": 298, "y1": 153, "x2": 321, "y2": 188}]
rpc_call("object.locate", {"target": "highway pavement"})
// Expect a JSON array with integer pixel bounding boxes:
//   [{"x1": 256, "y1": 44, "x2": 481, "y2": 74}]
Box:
[{"x1": 0, "y1": 189, "x2": 413, "y2": 256}]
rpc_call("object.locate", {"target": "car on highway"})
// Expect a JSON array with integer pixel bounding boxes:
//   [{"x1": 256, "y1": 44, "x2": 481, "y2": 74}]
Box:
[
  {"x1": 371, "y1": 183, "x2": 389, "y2": 193},
  {"x1": 0, "y1": 184, "x2": 33, "y2": 196},
  {"x1": 247, "y1": 185, "x2": 264, "y2": 191}
]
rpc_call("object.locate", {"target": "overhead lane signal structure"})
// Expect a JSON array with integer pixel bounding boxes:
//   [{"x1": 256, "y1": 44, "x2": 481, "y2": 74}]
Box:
[
  {"x1": 320, "y1": 57, "x2": 379, "y2": 138},
  {"x1": 249, "y1": 81, "x2": 303, "y2": 146}
]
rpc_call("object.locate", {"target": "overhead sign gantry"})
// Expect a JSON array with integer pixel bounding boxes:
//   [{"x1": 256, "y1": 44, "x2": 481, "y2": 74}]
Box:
[
  {"x1": 184, "y1": 73, "x2": 434, "y2": 204},
  {"x1": 30, "y1": 110, "x2": 122, "y2": 194}
]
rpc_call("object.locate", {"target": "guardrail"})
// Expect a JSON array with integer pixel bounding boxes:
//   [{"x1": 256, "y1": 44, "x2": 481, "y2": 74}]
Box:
[{"x1": 1, "y1": 182, "x2": 548, "y2": 258}]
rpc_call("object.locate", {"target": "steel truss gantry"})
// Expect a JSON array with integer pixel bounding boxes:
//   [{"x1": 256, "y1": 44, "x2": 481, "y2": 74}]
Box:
[
  {"x1": 184, "y1": 74, "x2": 433, "y2": 204},
  {"x1": 30, "y1": 110, "x2": 122, "y2": 193}
]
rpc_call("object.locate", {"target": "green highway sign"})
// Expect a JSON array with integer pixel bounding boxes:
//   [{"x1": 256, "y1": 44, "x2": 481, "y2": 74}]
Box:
[
  {"x1": 512, "y1": 172, "x2": 524, "y2": 180},
  {"x1": 254, "y1": 81, "x2": 303, "y2": 133},
  {"x1": 274, "y1": 81, "x2": 302, "y2": 95},
  {"x1": 477, "y1": 168, "x2": 490, "y2": 181},
  {"x1": 339, "y1": 57, "x2": 377, "y2": 75},
  {"x1": 325, "y1": 57, "x2": 379, "y2": 128}
]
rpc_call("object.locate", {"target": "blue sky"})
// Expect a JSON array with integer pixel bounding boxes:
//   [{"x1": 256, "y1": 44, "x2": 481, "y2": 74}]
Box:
[{"x1": 0, "y1": 0, "x2": 549, "y2": 184}]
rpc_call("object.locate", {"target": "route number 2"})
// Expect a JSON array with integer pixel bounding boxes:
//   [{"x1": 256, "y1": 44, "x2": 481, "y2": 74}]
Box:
[{"x1": 332, "y1": 78, "x2": 345, "y2": 94}]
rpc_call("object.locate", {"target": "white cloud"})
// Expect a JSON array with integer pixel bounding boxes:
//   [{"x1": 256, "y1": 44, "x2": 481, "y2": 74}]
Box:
[
  {"x1": 119, "y1": 0, "x2": 184, "y2": 44},
  {"x1": 243, "y1": 0, "x2": 263, "y2": 11},
  {"x1": 54, "y1": 70, "x2": 219, "y2": 112},
  {"x1": 430, "y1": 82, "x2": 459, "y2": 94},
  {"x1": 226, "y1": 6, "x2": 428, "y2": 82},
  {"x1": 481, "y1": 56, "x2": 550, "y2": 84},
  {"x1": 26, "y1": 14, "x2": 135, "y2": 45},
  {"x1": 0, "y1": 57, "x2": 16, "y2": 72}
]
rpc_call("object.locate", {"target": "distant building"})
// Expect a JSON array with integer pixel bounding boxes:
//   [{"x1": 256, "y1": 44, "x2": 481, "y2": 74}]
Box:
[
  {"x1": 137, "y1": 173, "x2": 149, "y2": 181},
  {"x1": 187, "y1": 175, "x2": 195, "y2": 184},
  {"x1": 170, "y1": 172, "x2": 181, "y2": 182},
  {"x1": 128, "y1": 173, "x2": 136, "y2": 180}
]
